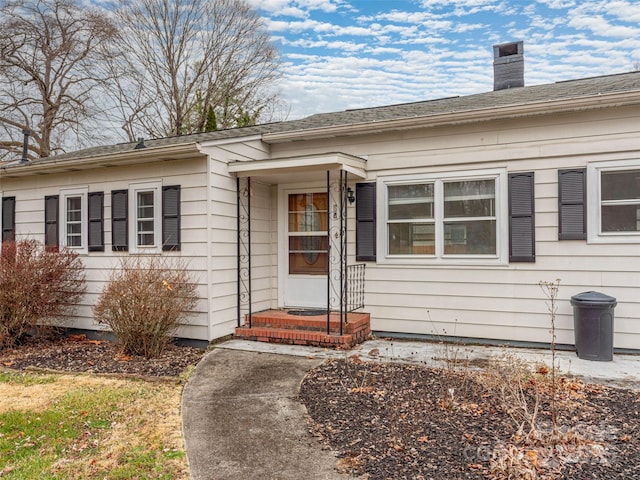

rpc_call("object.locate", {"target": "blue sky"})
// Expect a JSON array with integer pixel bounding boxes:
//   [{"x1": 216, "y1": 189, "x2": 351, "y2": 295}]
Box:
[{"x1": 246, "y1": 0, "x2": 640, "y2": 119}]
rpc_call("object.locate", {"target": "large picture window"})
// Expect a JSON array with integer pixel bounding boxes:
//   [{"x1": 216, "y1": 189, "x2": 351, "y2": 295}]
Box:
[{"x1": 380, "y1": 170, "x2": 506, "y2": 263}]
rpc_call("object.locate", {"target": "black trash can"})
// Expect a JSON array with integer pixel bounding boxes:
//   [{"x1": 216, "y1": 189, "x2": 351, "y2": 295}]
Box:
[{"x1": 570, "y1": 291, "x2": 616, "y2": 361}]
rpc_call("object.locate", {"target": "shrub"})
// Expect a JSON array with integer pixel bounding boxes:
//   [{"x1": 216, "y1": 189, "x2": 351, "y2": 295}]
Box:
[
  {"x1": 0, "y1": 240, "x2": 86, "y2": 349},
  {"x1": 94, "y1": 256, "x2": 199, "y2": 358}
]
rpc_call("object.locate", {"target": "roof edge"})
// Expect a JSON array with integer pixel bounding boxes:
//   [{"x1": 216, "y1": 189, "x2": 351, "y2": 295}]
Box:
[
  {"x1": 263, "y1": 89, "x2": 640, "y2": 143},
  {"x1": 1, "y1": 142, "x2": 204, "y2": 176}
]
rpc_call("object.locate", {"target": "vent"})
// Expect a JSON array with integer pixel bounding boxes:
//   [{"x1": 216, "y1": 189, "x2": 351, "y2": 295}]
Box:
[{"x1": 493, "y1": 41, "x2": 524, "y2": 91}]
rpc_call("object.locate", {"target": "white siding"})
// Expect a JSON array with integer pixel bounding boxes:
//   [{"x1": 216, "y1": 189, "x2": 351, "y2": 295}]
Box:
[
  {"x1": 268, "y1": 106, "x2": 640, "y2": 349},
  {"x1": 201, "y1": 139, "x2": 274, "y2": 339},
  {"x1": 1, "y1": 157, "x2": 210, "y2": 340}
]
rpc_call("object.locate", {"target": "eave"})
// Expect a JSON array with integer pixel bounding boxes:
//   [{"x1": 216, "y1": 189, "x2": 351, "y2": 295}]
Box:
[
  {"x1": 263, "y1": 90, "x2": 640, "y2": 144},
  {"x1": 228, "y1": 152, "x2": 367, "y2": 183},
  {"x1": 0, "y1": 143, "x2": 206, "y2": 178}
]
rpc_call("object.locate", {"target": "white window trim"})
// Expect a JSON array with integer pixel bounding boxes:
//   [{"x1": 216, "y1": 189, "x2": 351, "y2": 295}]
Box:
[
  {"x1": 129, "y1": 181, "x2": 162, "y2": 254},
  {"x1": 377, "y1": 168, "x2": 508, "y2": 266},
  {"x1": 588, "y1": 159, "x2": 640, "y2": 244},
  {"x1": 60, "y1": 187, "x2": 88, "y2": 254}
]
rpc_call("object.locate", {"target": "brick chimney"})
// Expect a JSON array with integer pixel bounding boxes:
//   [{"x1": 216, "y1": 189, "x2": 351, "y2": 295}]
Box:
[{"x1": 493, "y1": 41, "x2": 524, "y2": 91}]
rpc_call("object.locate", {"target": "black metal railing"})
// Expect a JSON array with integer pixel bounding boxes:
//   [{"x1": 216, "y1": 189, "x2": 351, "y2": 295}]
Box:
[{"x1": 347, "y1": 263, "x2": 365, "y2": 312}]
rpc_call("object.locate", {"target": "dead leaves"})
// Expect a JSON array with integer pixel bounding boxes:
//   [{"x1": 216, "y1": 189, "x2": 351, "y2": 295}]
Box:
[
  {"x1": 115, "y1": 353, "x2": 132, "y2": 362},
  {"x1": 350, "y1": 386, "x2": 386, "y2": 398},
  {"x1": 68, "y1": 334, "x2": 102, "y2": 345}
]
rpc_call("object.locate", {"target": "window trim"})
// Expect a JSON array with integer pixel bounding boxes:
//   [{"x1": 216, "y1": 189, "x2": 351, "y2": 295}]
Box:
[
  {"x1": 129, "y1": 182, "x2": 162, "y2": 254},
  {"x1": 60, "y1": 187, "x2": 88, "y2": 254},
  {"x1": 588, "y1": 159, "x2": 640, "y2": 244},
  {"x1": 377, "y1": 169, "x2": 508, "y2": 265}
]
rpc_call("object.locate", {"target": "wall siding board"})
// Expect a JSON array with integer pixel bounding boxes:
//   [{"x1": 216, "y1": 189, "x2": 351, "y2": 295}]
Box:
[
  {"x1": 3, "y1": 157, "x2": 210, "y2": 340},
  {"x1": 261, "y1": 107, "x2": 640, "y2": 349}
]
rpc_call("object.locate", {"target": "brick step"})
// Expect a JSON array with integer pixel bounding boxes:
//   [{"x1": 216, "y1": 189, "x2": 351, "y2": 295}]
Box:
[
  {"x1": 245, "y1": 311, "x2": 370, "y2": 334},
  {"x1": 234, "y1": 310, "x2": 371, "y2": 348},
  {"x1": 234, "y1": 324, "x2": 370, "y2": 348}
]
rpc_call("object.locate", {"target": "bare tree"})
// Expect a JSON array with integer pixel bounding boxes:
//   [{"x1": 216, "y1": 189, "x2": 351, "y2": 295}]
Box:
[
  {"x1": 111, "y1": 0, "x2": 281, "y2": 139},
  {"x1": 0, "y1": 0, "x2": 118, "y2": 160}
]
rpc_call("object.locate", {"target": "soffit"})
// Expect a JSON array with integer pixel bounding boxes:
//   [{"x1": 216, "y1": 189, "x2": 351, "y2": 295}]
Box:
[{"x1": 228, "y1": 152, "x2": 367, "y2": 183}]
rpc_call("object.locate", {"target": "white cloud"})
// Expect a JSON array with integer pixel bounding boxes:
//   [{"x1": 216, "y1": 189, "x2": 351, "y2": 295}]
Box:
[
  {"x1": 568, "y1": 14, "x2": 639, "y2": 38},
  {"x1": 254, "y1": 0, "x2": 640, "y2": 119},
  {"x1": 602, "y1": 0, "x2": 640, "y2": 22},
  {"x1": 534, "y1": 0, "x2": 576, "y2": 8},
  {"x1": 248, "y1": 0, "x2": 341, "y2": 17}
]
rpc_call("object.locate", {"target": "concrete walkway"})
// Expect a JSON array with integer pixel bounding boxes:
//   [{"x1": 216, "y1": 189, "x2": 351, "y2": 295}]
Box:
[
  {"x1": 182, "y1": 338, "x2": 640, "y2": 480},
  {"x1": 181, "y1": 348, "x2": 358, "y2": 480}
]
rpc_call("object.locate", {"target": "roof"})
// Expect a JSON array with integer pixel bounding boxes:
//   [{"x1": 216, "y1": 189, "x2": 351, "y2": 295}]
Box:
[{"x1": 9, "y1": 70, "x2": 640, "y2": 166}]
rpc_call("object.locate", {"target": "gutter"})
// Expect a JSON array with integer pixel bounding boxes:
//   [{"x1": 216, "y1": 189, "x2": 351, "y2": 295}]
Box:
[{"x1": 263, "y1": 90, "x2": 640, "y2": 143}]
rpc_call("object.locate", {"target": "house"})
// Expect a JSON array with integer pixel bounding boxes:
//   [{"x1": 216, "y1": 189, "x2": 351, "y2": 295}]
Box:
[{"x1": 2, "y1": 42, "x2": 640, "y2": 350}]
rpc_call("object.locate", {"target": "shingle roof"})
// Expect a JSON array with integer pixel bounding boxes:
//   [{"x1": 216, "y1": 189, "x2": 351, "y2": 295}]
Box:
[{"x1": 27, "y1": 70, "x2": 640, "y2": 164}]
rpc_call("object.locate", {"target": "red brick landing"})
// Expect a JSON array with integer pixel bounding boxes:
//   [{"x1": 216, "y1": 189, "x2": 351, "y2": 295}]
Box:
[{"x1": 234, "y1": 310, "x2": 371, "y2": 348}]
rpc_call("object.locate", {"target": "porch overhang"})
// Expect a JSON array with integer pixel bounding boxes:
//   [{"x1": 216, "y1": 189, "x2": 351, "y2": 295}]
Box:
[{"x1": 228, "y1": 152, "x2": 367, "y2": 183}]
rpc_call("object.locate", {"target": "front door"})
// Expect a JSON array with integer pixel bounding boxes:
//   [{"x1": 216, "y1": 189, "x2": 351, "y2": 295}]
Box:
[{"x1": 283, "y1": 190, "x2": 328, "y2": 308}]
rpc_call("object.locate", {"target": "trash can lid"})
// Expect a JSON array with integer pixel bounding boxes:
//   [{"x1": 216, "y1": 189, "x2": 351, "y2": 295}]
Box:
[{"x1": 570, "y1": 291, "x2": 617, "y2": 306}]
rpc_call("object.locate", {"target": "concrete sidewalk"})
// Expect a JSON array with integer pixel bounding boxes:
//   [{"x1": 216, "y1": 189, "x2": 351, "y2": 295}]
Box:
[
  {"x1": 181, "y1": 348, "x2": 358, "y2": 480},
  {"x1": 182, "y1": 338, "x2": 640, "y2": 480}
]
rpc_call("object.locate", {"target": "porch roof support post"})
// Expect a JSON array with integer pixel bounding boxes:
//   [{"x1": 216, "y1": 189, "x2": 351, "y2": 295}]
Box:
[
  {"x1": 237, "y1": 177, "x2": 241, "y2": 328},
  {"x1": 326, "y1": 170, "x2": 331, "y2": 335},
  {"x1": 341, "y1": 169, "x2": 348, "y2": 335},
  {"x1": 248, "y1": 177, "x2": 252, "y2": 327},
  {"x1": 236, "y1": 176, "x2": 253, "y2": 329}
]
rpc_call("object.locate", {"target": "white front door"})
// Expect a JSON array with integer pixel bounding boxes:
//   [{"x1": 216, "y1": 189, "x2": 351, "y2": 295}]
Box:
[{"x1": 282, "y1": 190, "x2": 329, "y2": 308}]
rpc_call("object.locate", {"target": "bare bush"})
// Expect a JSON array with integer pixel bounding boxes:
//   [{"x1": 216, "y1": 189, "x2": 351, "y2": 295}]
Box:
[
  {"x1": 0, "y1": 240, "x2": 86, "y2": 348},
  {"x1": 94, "y1": 256, "x2": 198, "y2": 358}
]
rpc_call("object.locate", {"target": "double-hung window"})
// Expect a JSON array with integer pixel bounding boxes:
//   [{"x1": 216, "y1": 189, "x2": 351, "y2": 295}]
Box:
[
  {"x1": 60, "y1": 188, "x2": 88, "y2": 253},
  {"x1": 588, "y1": 160, "x2": 640, "y2": 243},
  {"x1": 381, "y1": 170, "x2": 506, "y2": 263},
  {"x1": 111, "y1": 183, "x2": 180, "y2": 252},
  {"x1": 129, "y1": 182, "x2": 162, "y2": 253}
]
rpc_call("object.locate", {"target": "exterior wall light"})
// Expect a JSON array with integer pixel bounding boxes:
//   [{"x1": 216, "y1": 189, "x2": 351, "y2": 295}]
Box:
[{"x1": 347, "y1": 187, "x2": 355, "y2": 204}]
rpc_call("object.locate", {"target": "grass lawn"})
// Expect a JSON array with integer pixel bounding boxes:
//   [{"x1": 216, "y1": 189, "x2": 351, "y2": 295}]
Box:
[{"x1": 0, "y1": 370, "x2": 189, "y2": 479}]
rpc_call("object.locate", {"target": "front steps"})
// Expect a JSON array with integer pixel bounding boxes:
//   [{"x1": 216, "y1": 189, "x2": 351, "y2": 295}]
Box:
[{"x1": 234, "y1": 310, "x2": 371, "y2": 348}]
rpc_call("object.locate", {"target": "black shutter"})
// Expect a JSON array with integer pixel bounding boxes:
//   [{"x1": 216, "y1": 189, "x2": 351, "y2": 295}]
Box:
[
  {"x1": 509, "y1": 172, "x2": 535, "y2": 262},
  {"x1": 558, "y1": 168, "x2": 586, "y2": 240},
  {"x1": 88, "y1": 192, "x2": 104, "y2": 251},
  {"x1": 44, "y1": 195, "x2": 59, "y2": 250},
  {"x1": 111, "y1": 190, "x2": 128, "y2": 251},
  {"x1": 2, "y1": 196, "x2": 16, "y2": 242},
  {"x1": 162, "y1": 185, "x2": 181, "y2": 251},
  {"x1": 356, "y1": 182, "x2": 376, "y2": 261}
]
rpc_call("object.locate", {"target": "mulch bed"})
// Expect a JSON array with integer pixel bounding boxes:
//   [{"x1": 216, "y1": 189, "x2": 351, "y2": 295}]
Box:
[
  {"x1": 300, "y1": 357, "x2": 640, "y2": 480},
  {"x1": 0, "y1": 335, "x2": 206, "y2": 378}
]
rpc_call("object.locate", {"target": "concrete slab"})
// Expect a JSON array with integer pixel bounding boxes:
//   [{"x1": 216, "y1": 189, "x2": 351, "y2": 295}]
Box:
[{"x1": 218, "y1": 338, "x2": 640, "y2": 390}]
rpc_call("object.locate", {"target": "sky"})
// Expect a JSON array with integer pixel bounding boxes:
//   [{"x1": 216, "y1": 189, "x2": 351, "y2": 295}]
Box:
[{"x1": 245, "y1": 0, "x2": 640, "y2": 120}]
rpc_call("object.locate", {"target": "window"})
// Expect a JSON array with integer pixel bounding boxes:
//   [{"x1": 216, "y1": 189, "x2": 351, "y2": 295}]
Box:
[
  {"x1": 588, "y1": 161, "x2": 640, "y2": 243},
  {"x1": 130, "y1": 183, "x2": 161, "y2": 253},
  {"x1": 65, "y1": 196, "x2": 83, "y2": 247},
  {"x1": 379, "y1": 170, "x2": 507, "y2": 263},
  {"x1": 60, "y1": 188, "x2": 88, "y2": 253},
  {"x1": 120, "y1": 183, "x2": 181, "y2": 253}
]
